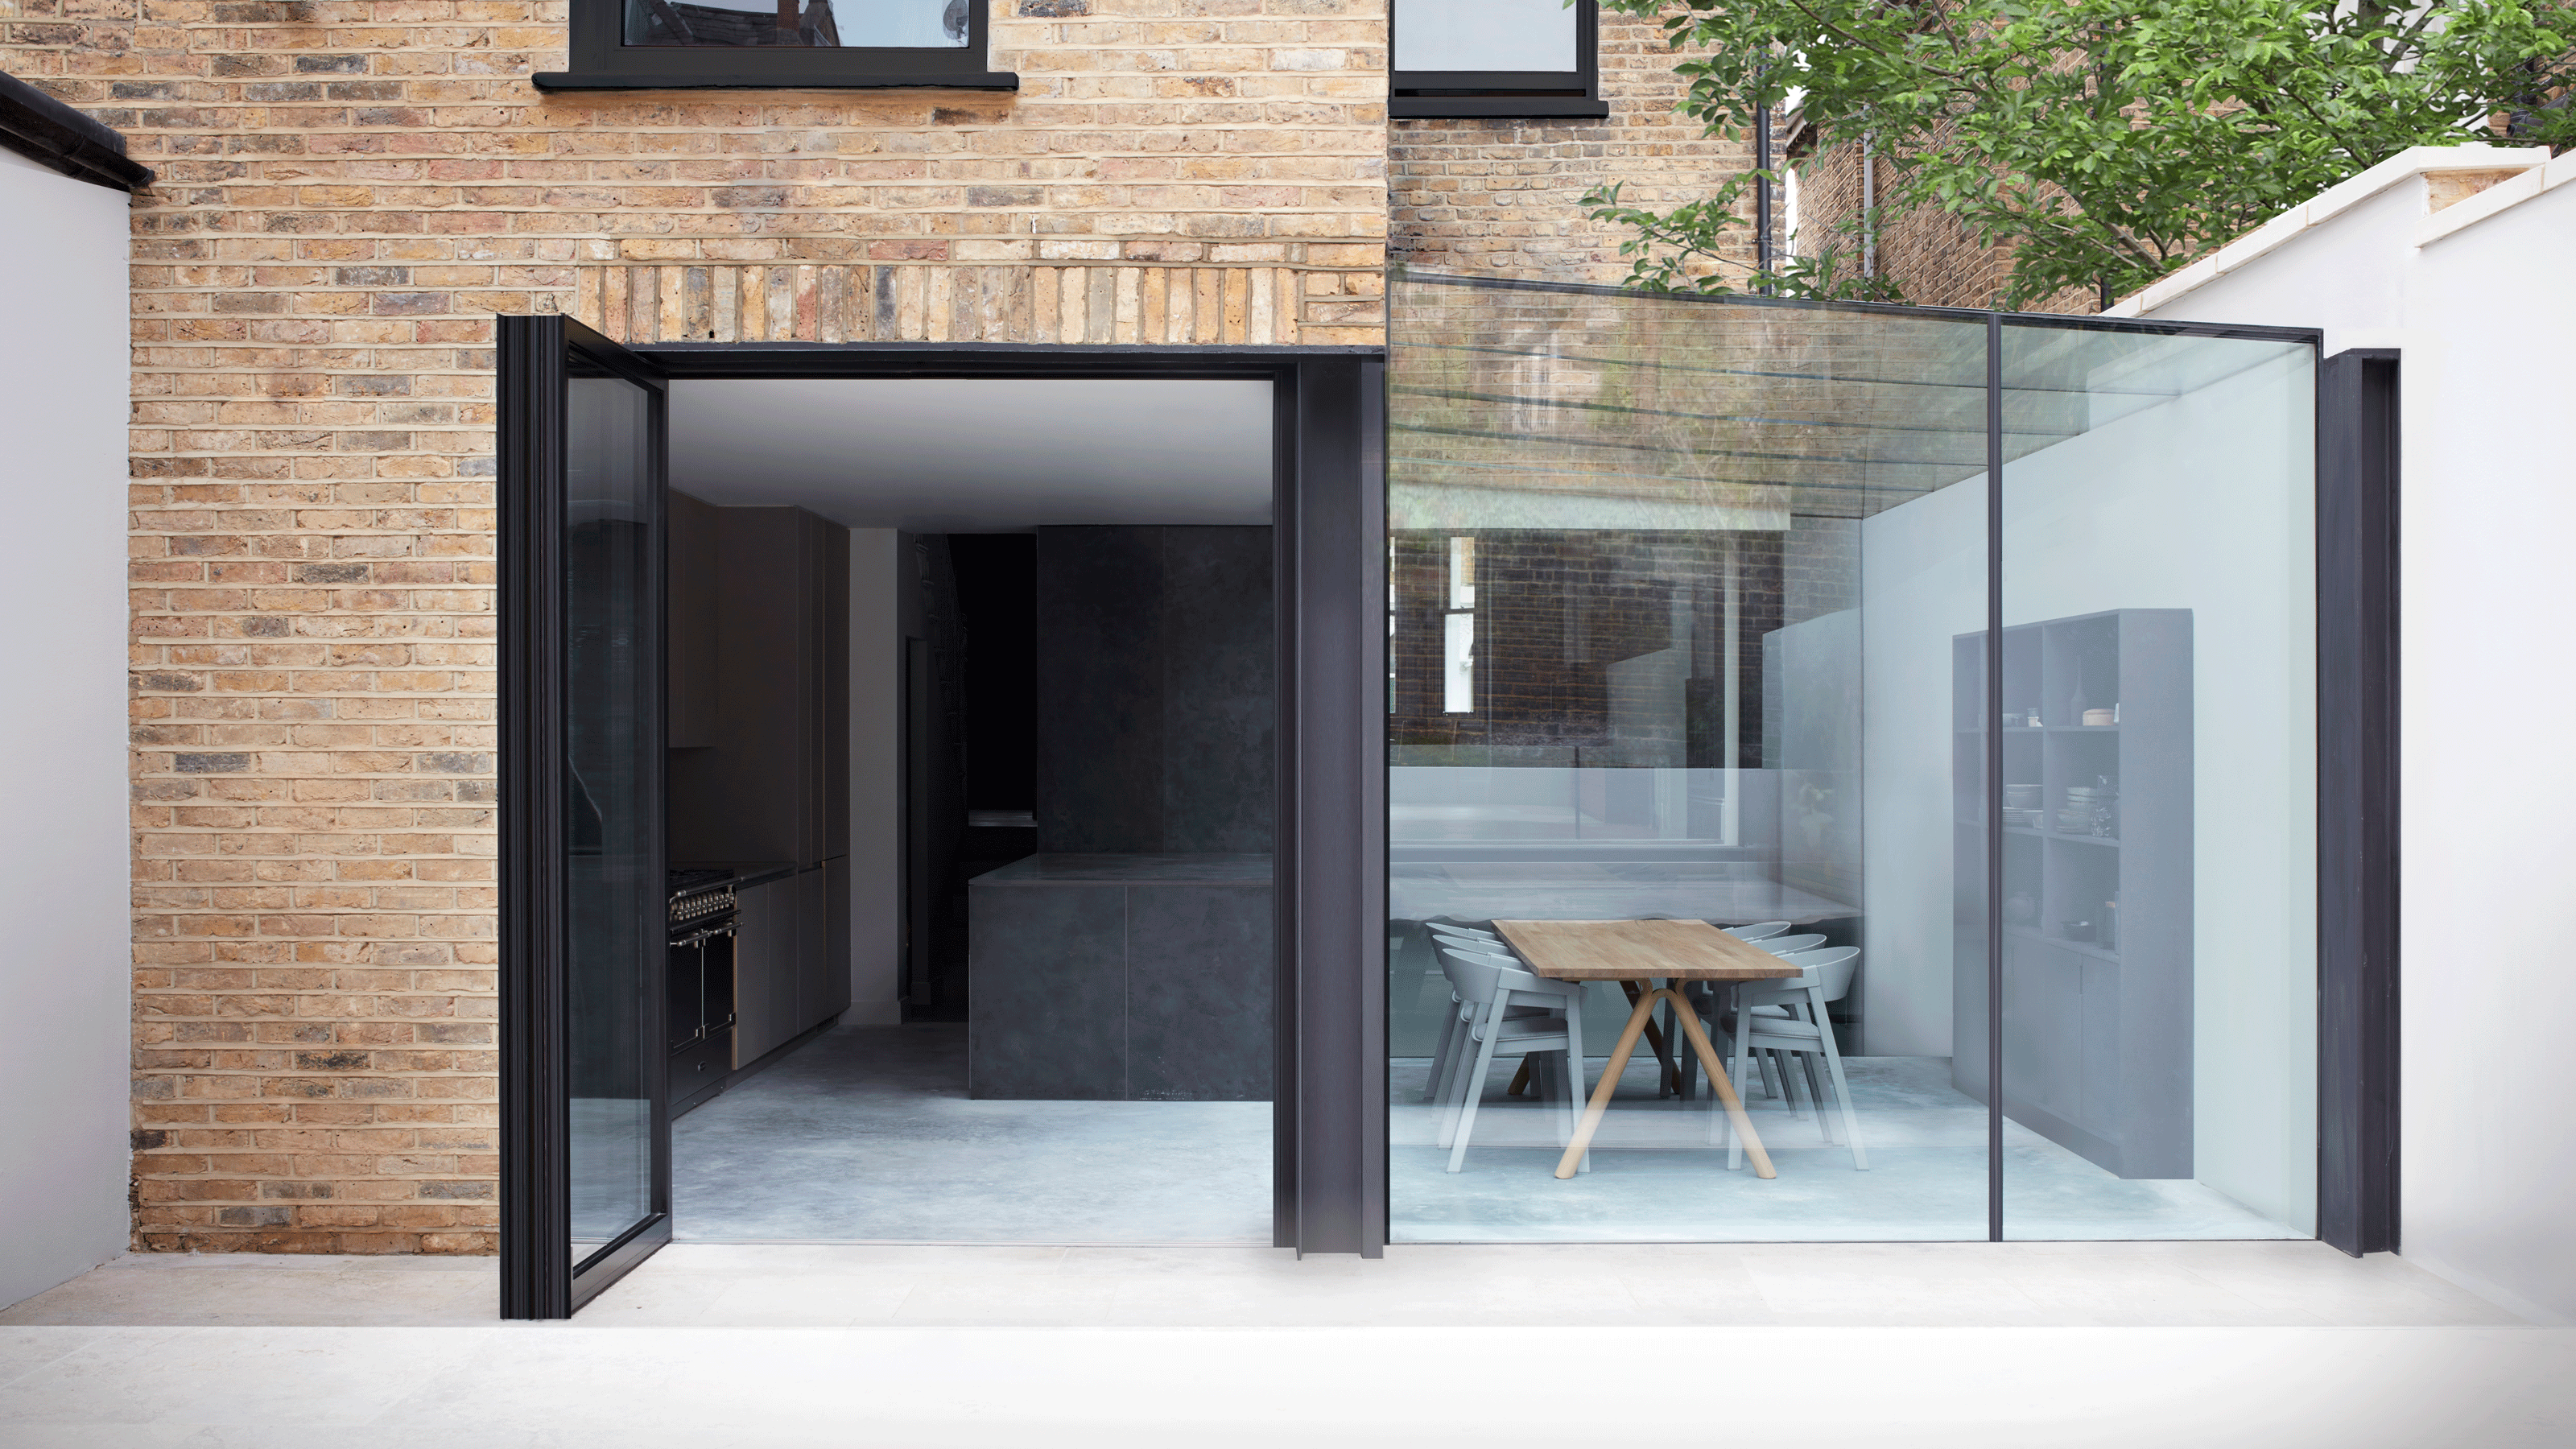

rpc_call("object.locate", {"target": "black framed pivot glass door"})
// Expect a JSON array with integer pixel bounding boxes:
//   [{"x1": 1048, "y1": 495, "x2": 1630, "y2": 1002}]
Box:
[{"x1": 502, "y1": 316, "x2": 675, "y2": 1316}]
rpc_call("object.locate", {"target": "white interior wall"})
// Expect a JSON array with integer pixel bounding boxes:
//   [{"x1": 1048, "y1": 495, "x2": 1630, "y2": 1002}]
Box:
[
  {"x1": 847, "y1": 529, "x2": 902, "y2": 1024},
  {"x1": 0, "y1": 147, "x2": 136, "y2": 1307},
  {"x1": 1856, "y1": 480, "x2": 1984, "y2": 1062},
  {"x1": 2128, "y1": 151, "x2": 2576, "y2": 1323},
  {"x1": 1860, "y1": 349, "x2": 2318, "y2": 1232}
]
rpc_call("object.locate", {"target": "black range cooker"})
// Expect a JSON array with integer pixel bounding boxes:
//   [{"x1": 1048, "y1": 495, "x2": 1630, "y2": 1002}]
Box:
[{"x1": 667, "y1": 869, "x2": 737, "y2": 1106}]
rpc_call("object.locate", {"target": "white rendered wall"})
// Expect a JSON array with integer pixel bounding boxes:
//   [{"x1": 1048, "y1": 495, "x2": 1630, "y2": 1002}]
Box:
[
  {"x1": 0, "y1": 147, "x2": 134, "y2": 1307},
  {"x1": 2134, "y1": 154, "x2": 2576, "y2": 1323},
  {"x1": 1860, "y1": 350, "x2": 2319, "y2": 1232},
  {"x1": 846, "y1": 529, "x2": 903, "y2": 1023}
]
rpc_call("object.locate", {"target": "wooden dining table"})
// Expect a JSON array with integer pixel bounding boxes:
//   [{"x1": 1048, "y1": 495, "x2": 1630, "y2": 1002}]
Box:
[{"x1": 1492, "y1": 919, "x2": 1804, "y2": 1181}]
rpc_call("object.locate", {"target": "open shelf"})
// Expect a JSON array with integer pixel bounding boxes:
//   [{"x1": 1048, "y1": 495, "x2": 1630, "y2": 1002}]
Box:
[{"x1": 2004, "y1": 923, "x2": 2120, "y2": 963}]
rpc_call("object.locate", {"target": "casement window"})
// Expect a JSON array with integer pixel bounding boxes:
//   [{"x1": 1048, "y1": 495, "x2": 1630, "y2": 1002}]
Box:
[
  {"x1": 536, "y1": 0, "x2": 1018, "y2": 92},
  {"x1": 1392, "y1": 0, "x2": 1606, "y2": 119}
]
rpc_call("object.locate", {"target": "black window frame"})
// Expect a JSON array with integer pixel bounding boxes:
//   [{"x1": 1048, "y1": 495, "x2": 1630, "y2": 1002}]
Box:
[
  {"x1": 534, "y1": 0, "x2": 1020, "y2": 93},
  {"x1": 1390, "y1": 0, "x2": 1606, "y2": 120}
]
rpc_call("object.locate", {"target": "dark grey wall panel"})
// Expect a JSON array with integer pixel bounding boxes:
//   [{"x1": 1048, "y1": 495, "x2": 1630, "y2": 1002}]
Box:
[
  {"x1": 1162, "y1": 528, "x2": 1278, "y2": 853},
  {"x1": 1034, "y1": 525, "x2": 1274, "y2": 855},
  {"x1": 968, "y1": 884, "x2": 1127, "y2": 1099},
  {"x1": 1035, "y1": 526, "x2": 1168, "y2": 852},
  {"x1": 1126, "y1": 884, "x2": 1275, "y2": 1100}
]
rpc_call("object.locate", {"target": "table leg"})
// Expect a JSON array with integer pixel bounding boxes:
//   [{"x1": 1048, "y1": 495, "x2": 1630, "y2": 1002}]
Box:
[
  {"x1": 1553, "y1": 980, "x2": 1660, "y2": 1180},
  {"x1": 1664, "y1": 986, "x2": 1777, "y2": 1179},
  {"x1": 1618, "y1": 980, "x2": 1680, "y2": 1096}
]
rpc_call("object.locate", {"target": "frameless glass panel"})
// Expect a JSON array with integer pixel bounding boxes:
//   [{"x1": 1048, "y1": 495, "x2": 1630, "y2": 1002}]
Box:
[
  {"x1": 565, "y1": 365, "x2": 661, "y2": 1267},
  {"x1": 1387, "y1": 275, "x2": 1991, "y2": 1241},
  {"x1": 625, "y1": 0, "x2": 968, "y2": 49},
  {"x1": 1997, "y1": 322, "x2": 2316, "y2": 1239},
  {"x1": 1395, "y1": 0, "x2": 1579, "y2": 72}
]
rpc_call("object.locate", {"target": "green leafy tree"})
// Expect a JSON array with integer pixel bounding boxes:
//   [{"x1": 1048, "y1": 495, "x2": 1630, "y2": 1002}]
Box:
[{"x1": 1588, "y1": 0, "x2": 2576, "y2": 308}]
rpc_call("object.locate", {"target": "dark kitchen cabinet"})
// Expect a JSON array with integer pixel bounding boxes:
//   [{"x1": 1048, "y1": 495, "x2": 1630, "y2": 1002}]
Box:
[
  {"x1": 669, "y1": 506, "x2": 851, "y2": 867},
  {"x1": 733, "y1": 873, "x2": 796, "y2": 1067},
  {"x1": 807, "y1": 857, "x2": 851, "y2": 1026},
  {"x1": 667, "y1": 488, "x2": 720, "y2": 749},
  {"x1": 732, "y1": 864, "x2": 847, "y2": 1069},
  {"x1": 673, "y1": 502, "x2": 852, "y2": 1079}
]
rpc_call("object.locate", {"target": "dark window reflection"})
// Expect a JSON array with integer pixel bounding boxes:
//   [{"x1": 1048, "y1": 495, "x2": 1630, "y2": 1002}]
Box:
[
  {"x1": 565, "y1": 372, "x2": 658, "y2": 1266},
  {"x1": 625, "y1": 0, "x2": 968, "y2": 48}
]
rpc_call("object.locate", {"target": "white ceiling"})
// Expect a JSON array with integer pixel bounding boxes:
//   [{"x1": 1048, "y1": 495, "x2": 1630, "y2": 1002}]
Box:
[{"x1": 667, "y1": 378, "x2": 1274, "y2": 532}]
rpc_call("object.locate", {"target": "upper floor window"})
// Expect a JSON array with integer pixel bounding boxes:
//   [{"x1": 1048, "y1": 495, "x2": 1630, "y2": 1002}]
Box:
[
  {"x1": 1392, "y1": 0, "x2": 1605, "y2": 119},
  {"x1": 538, "y1": 0, "x2": 1018, "y2": 91}
]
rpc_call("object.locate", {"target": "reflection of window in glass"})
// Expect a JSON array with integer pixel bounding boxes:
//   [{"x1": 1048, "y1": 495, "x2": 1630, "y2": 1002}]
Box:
[
  {"x1": 1395, "y1": 0, "x2": 1576, "y2": 72},
  {"x1": 1389, "y1": 542, "x2": 1402, "y2": 713},
  {"x1": 1443, "y1": 536, "x2": 1475, "y2": 712},
  {"x1": 625, "y1": 0, "x2": 969, "y2": 49},
  {"x1": 1442, "y1": 612, "x2": 1475, "y2": 714}
]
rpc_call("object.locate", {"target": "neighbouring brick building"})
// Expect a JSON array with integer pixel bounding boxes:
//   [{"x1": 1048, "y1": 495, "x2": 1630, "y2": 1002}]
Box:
[{"x1": 0, "y1": 2, "x2": 1765, "y2": 1257}]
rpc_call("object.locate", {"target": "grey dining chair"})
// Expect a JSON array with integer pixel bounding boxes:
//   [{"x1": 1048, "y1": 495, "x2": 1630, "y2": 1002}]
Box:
[
  {"x1": 1422, "y1": 925, "x2": 1552, "y2": 1103},
  {"x1": 1678, "y1": 934, "x2": 1827, "y2": 1100},
  {"x1": 1724, "y1": 921, "x2": 1794, "y2": 941},
  {"x1": 1433, "y1": 945, "x2": 1590, "y2": 1174},
  {"x1": 1715, "y1": 945, "x2": 1868, "y2": 1171}
]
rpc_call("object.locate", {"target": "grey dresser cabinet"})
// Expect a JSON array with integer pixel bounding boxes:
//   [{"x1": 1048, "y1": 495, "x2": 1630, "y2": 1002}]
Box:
[{"x1": 1954, "y1": 608, "x2": 2194, "y2": 1179}]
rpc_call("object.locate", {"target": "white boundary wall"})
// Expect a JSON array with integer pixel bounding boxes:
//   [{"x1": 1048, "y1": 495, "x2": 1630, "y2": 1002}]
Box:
[
  {"x1": 2116, "y1": 146, "x2": 2576, "y2": 1323},
  {"x1": 0, "y1": 146, "x2": 138, "y2": 1307}
]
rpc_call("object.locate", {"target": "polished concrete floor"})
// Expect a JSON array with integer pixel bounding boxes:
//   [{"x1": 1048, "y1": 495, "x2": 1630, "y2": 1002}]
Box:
[
  {"x1": 1394, "y1": 1055, "x2": 2306, "y2": 1242},
  {"x1": 672, "y1": 1023, "x2": 2299, "y2": 1245},
  {"x1": 671, "y1": 1023, "x2": 1271, "y2": 1243},
  {"x1": 2, "y1": 1246, "x2": 2562, "y2": 1447}
]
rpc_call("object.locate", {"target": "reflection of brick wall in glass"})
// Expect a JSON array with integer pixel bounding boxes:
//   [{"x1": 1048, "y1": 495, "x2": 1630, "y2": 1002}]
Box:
[{"x1": 1389, "y1": 528, "x2": 1791, "y2": 766}]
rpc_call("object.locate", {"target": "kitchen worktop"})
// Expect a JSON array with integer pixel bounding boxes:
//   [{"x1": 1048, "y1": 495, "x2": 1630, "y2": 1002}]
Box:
[
  {"x1": 670, "y1": 860, "x2": 799, "y2": 889},
  {"x1": 969, "y1": 852, "x2": 1273, "y2": 886}
]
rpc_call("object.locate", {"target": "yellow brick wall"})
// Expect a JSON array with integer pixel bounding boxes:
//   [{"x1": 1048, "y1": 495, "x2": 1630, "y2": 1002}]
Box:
[
  {"x1": 4, "y1": 0, "x2": 1786, "y2": 1257},
  {"x1": 1389, "y1": 14, "x2": 1753, "y2": 284},
  {"x1": 6, "y1": 0, "x2": 1387, "y2": 1256}
]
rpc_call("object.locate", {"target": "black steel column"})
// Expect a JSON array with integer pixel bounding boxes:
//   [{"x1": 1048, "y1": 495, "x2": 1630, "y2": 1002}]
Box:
[
  {"x1": 497, "y1": 314, "x2": 572, "y2": 1319},
  {"x1": 1985, "y1": 315, "x2": 2005, "y2": 1243},
  {"x1": 2317, "y1": 348, "x2": 2401, "y2": 1256},
  {"x1": 1275, "y1": 355, "x2": 1387, "y2": 1257}
]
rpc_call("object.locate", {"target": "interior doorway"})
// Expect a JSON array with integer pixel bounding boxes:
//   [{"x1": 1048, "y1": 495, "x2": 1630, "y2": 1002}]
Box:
[
  {"x1": 502, "y1": 324, "x2": 1385, "y2": 1316},
  {"x1": 659, "y1": 374, "x2": 1281, "y2": 1245}
]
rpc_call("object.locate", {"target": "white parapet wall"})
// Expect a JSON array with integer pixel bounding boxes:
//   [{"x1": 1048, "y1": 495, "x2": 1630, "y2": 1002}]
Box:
[
  {"x1": 0, "y1": 144, "x2": 138, "y2": 1306},
  {"x1": 2117, "y1": 144, "x2": 2576, "y2": 1323}
]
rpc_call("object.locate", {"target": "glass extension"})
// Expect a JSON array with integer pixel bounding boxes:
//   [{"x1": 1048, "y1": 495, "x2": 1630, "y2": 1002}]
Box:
[{"x1": 1385, "y1": 273, "x2": 2318, "y2": 1244}]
